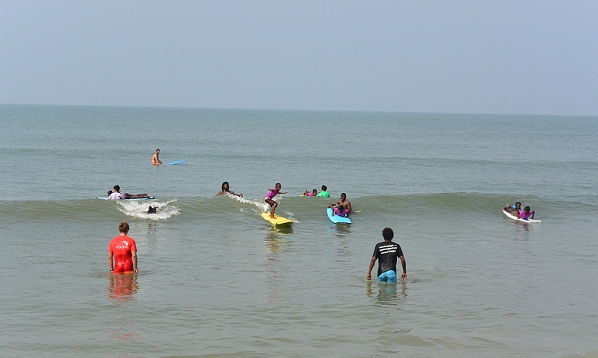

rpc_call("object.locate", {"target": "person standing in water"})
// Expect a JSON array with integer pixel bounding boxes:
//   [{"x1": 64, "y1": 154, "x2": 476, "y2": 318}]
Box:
[
  {"x1": 367, "y1": 227, "x2": 407, "y2": 283},
  {"x1": 215, "y1": 181, "x2": 243, "y2": 197},
  {"x1": 316, "y1": 185, "x2": 330, "y2": 197},
  {"x1": 264, "y1": 183, "x2": 287, "y2": 218},
  {"x1": 108, "y1": 222, "x2": 138, "y2": 273},
  {"x1": 151, "y1": 148, "x2": 163, "y2": 166}
]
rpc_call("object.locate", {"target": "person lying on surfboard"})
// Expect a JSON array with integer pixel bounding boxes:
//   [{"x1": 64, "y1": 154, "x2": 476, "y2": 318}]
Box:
[
  {"x1": 517, "y1": 206, "x2": 535, "y2": 220},
  {"x1": 504, "y1": 201, "x2": 522, "y2": 215},
  {"x1": 108, "y1": 185, "x2": 151, "y2": 200},
  {"x1": 329, "y1": 193, "x2": 352, "y2": 216},
  {"x1": 333, "y1": 205, "x2": 350, "y2": 217},
  {"x1": 215, "y1": 181, "x2": 243, "y2": 198},
  {"x1": 265, "y1": 183, "x2": 287, "y2": 218},
  {"x1": 302, "y1": 189, "x2": 318, "y2": 197}
]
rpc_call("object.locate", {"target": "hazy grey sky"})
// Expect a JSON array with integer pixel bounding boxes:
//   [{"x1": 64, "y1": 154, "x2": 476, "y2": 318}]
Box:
[{"x1": 1, "y1": 0, "x2": 597, "y2": 115}]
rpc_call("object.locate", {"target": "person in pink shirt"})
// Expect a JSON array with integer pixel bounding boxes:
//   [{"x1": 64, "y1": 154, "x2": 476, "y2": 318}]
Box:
[
  {"x1": 517, "y1": 206, "x2": 535, "y2": 220},
  {"x1": 264, "y1": 183, "x2": 287, "y2": 218}
]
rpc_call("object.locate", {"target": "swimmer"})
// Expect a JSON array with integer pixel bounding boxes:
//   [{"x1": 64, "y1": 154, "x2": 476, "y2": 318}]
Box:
[
  {"x1": 367, "y1": 227, "x2": 407, "y2": 282},
  {"x1": 215, "y1": 181, "x2": 243, "y2": 198},
  {"x1": 147, "y1": 205, "x2": 157, "y2": 214},
  {"x1": 108, "y1": 222, "x2": 138, "y2": 273},
  {"x1": 316, "y1": 185, "x2": 330, "y2": 197},
  {"x1": 264, "y1": 183, "x2": 287, "y2": 218},
  {"x1": 151, "y1": 148, "x2": 163, "y2": 166}
]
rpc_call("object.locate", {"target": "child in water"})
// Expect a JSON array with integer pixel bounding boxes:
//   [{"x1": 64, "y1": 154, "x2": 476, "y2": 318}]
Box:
[
  {"x1": 303, "y1": 189, "x2": 318, "y2": 197},
  {"x1": 333, "y1": 205, "x2": 350, "y2": 217},
  {"x1": 517, "y1": 206, "x2": 535, "y2": 220},
  {"x1": 265, "y1": 183, "x2": 287, "y2": 218}
]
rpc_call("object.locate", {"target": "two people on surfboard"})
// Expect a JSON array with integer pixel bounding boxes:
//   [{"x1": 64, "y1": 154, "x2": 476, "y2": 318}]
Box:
[
  {"x1": 329, "y1": 193, "x2": 352, "y2": 217},
  {"x1": 215, "y1": 181, "x2": 243, "y2": 198},
  {"x1": 108, "y1": 185, "x2": 151, "y2": 200},
  {"x1": 151, "y1": 148, "x2": 163, "y2": 166},
  {"x1": 265, "y1": 183, "x2": 287, "y2": 218},
  {"x1": 504, "y1": 201, "x2": 536, "y2": 220}
]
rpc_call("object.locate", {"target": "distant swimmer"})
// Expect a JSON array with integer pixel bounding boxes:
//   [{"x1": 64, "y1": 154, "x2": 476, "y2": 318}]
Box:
[
  {"x1": 316, "y1": 185, "x2": 330, "y2": 197},
  {"x1": 147, "y1": 205, "x2": 157, "y2": 214},
  {"x1": 151, "y1": 148, "x2": 163, "y2": 166},
  {"x1": 303, "y1": 189, "x2": 318, "y2": 196},
  {"x1": 108, "y1": 222, "x2": 138, "y2": 273},
  {"x1": 329, "y1": 192, "x2": 352, "y2": 216},
  {"x1": 108, "y1": 185, "x2": 151, "y2": 200},
  {"x1": 367, "y1": 227, "x2": 407, "y2": 283},
  {"x1": 264, "y1": 182, "x2": 287, "y2": 218},
  {"x1": 215, "y1": 181, "x2": 243, "y2": 198}
]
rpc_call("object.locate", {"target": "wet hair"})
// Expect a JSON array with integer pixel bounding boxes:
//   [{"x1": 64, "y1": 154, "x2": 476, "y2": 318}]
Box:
[
  {"x1": 156, "y1": 148, "x2": 160, "y2": 152},
  {"x1": 221, "y1": 181, "x2": 229, "y2": 192},
  {"x1": 119, "y1": 221, "x2": 129, "y2": 234},
  {"x1": 524, "y1": 206, "x2": 531, "y2": 211},
  {"x1": 382, "y1": 227, "x2": 394, "y2": 241},
  {"x1": 107, "y1": 191, "x2": 112, "y2": 195},
  {"x1": 338, "y1": 205, "x2": 344, "y2": 211},
  {"x1": 147, "y1": 206, "x2": 157, "y2": 214},
  {"x1": 341, "y1": 192, "x2": 346, "y2": 198},
  {"x1": 515, "y1": 202, "x2": 521, "y2": 206},
  {"x1": 321, "y1": 185, "x2": 327, "y2": 191},
  {"x1": 113, "y1": 185, "x2": 120, "y2": 191},
  {"x1": 312, "y1": 189, "x2": 317, "y2": 194},
  {"x1": 275, "y1": 182, "x2": 281, "y2": 187}
]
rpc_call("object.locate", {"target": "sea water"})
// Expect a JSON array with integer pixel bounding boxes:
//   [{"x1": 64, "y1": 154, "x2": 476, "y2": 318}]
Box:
[{"x1": 1, "y1": 104, "x2": 597, "y2": 357}]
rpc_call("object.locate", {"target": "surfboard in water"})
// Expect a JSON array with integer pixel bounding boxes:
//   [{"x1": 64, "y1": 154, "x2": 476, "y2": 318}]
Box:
[
  {"x1": 166, "y1": 160, "x2": 187, "y2": 165},
  {"x1": 327, "y1": 208, "x2": 352, "y2": 224},
  {"x1": 261, "y1": 212, "x2": 294, "y2": 226},
  {"x1": 502, "y1": 209, "x2": 541, "y2": 223}
]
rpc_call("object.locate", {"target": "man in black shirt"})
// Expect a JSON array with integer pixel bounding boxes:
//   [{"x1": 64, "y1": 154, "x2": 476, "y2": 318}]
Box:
[{"x1": 367, "y1": 227, "x2": 407, "y2": 283}]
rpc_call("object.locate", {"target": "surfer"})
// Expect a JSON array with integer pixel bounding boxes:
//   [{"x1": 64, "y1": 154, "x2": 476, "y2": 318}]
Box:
[
  {"x1": 329, "y1": 193, "x2": 352, "y2": 215},
  {"x1": 264, "y1": 183, "x2": 287, "y2": 218},
  {"x1": 108, "y1": 222, "x2": 138, "y2": 273},
  {"x1": 504, "y1": 201, "x2": 522, "y2": 215},
  {"x1": 367, "y1": 227, "x2": 407, "y2": 283},
  {"x1": 316, "y1": 185, "x2": 330, "y2": 197},
  {"x1": 517, "y1": 206, "x2": 535, "y2": 220},
  {"x1": 108, "y1": 185, "x2": 151, "y2": 200},
  {"x1": 215, "y1": 181, "x2": 243, "y2": 198},
  {"x1": 151, "y1": 148, "x2": 163, "y2": 166}
]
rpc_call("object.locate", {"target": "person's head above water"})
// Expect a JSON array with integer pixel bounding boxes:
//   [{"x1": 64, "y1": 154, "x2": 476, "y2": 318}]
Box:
[
  {"x1": 340, "y1": 192, "x2": 347, "y2": 200},
  {"x1": 275, "y1": 183, "x2": 282, "y2": 190},
  {"x1": 221, "y1": 182, "x2": 229, "y2": 192},
  {"x1": 155, "y1": 149, "x2": 160, "y2": 154},
  {"x1": 147, "y1": 206, "x2": 157, "y2": 214},
  {"x1": 107, "y1": 191, "x2": 113, "y2": 196},
  {"x1": 312, "y1": 189, "x2": 318, "y2": 195},
  {"x1": 524, "y1": 206, "x2": 531, "y2": 212},
  {"x1": 113, "y1": 185, "x2": 120, "y2": 192},
  {"x1": 119, "y1": 221, "x2": 129, "y2": 234},
  {"x1": 321, "y1": 185, "x2": 327, "y2": 191},
  {"x1": 382, "y1": 227, "x2": 394, "y2": 242}
]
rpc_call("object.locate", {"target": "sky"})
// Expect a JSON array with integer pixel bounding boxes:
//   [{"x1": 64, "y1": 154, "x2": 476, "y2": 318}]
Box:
[{"x1": 1, "y1": 0, "x2": 597, "y2": 115}]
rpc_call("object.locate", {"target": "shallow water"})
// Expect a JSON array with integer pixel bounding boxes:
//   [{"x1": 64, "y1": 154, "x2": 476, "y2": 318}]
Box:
[{"x1": 1, "y1": 105, "x2": 597, "y2": 357}]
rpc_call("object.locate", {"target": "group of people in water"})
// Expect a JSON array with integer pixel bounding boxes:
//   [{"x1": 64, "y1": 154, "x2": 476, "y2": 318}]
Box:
[{"x1": 504, "y1": 201, "x2": 536, "y2": 220}]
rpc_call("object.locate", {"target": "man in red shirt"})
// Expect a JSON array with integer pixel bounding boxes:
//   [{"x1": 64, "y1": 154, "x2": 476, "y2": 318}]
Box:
[{"x1": 108, "y1": 222, "x2": 138, "y2": 273}]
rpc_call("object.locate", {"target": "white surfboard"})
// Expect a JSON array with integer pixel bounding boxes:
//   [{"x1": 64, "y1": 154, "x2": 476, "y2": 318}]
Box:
[{"x1": 502, "y1": 209, "x2": 541, "y2": 223}]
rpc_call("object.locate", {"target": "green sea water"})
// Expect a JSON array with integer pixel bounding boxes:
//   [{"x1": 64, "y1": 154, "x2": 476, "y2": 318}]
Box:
[{"x1": 1, "y1": 104, "x2": 597, "y2": 357}]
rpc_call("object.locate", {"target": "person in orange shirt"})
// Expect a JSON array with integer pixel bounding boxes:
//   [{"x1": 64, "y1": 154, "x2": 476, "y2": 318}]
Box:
[{"x1": 108, "y1": 222, "x2": 138, "y2": 273}]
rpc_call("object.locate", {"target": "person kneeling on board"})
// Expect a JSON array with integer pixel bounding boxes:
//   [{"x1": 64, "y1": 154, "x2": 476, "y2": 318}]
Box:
[
  {"x1": 517, "y1": 206, "x2": 535, "y2": 220},
  {"x1": 329, "y1": 192, "x2": 352, "y2": 216},
  {"x1": 367, "y1": 227, "x2": 407, "y2": 283}
]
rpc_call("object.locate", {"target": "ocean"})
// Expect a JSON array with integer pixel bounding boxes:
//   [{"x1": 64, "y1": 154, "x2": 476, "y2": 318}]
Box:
[{"x1": 1, "y1": 104, "x2": 597, "y2": 357}]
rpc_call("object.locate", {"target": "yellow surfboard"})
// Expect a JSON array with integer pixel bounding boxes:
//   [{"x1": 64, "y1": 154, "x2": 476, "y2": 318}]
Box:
[{"x1": 261, "y1": 213, "x2": 294, "y2": 226}]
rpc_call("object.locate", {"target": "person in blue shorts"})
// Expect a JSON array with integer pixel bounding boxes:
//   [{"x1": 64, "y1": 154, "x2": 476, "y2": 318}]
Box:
[{"x1": 367, "y1": 227, "x2": 407, "y2": 283}]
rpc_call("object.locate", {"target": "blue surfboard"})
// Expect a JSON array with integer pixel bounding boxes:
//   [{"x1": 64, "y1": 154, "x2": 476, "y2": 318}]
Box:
[
  {"x1": 327, "y1": 208, "x2": 352, "y2": 224},
  {"x1": 166, "y1": 159, "x2": 187, "y2": 165}
]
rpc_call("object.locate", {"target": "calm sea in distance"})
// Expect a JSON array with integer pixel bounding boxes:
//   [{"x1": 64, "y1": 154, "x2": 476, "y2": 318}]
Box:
[{"x1": 1, "y1": 104, "x2": 597, "y2": 357}]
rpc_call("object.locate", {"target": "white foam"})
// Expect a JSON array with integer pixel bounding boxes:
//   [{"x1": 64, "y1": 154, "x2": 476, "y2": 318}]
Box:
[{"x1": 117, "y1": 199, "x2": 180, "y2": 221}]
